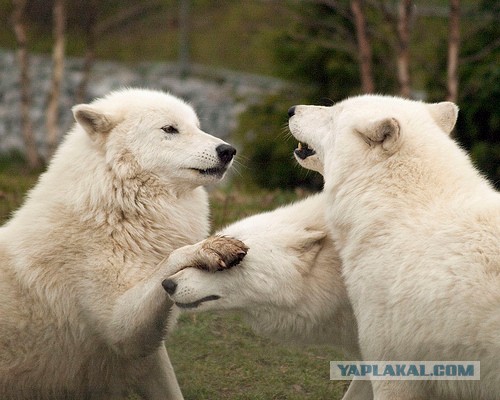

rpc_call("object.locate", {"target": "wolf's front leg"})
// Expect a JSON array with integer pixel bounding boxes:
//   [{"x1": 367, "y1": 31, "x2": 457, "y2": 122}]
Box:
[
  {"x1": 341, "y1": 379, "x2": 373, "y2": 400},
  {"x1": 102, "y1": 237, "x2": 247, "y2": 358},
  {"x1": 134, "y1": 346, "x2": 184, "y2": 400}
]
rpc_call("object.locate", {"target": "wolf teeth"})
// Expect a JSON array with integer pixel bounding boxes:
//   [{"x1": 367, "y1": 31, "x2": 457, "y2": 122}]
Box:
[{"x1": 294, "y1": 141, "x2": 316, "y2": 160}]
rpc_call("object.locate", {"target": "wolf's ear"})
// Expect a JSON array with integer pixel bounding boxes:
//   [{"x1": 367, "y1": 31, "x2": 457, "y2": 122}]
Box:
[
  {"x1": 355, "y1": 117, "x2": 401, "y2": 154},
  {"x1": 72, "y1": 104, "x2": 116, "y2": 140},
  {"x1": 426, "y1": 101, "x2": 459, "y2": 135}
]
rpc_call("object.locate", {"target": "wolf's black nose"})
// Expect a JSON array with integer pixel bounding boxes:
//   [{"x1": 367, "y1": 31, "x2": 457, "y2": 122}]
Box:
[
  {"x1": 216, "y1": 144, "x2": 237, "y2": 164},
  {"x1": 162, "y1": 279, "x2": 177, "y2": 295},
  {"x1": 288, "y1": 106, "x2": 296, "y2": 118}
]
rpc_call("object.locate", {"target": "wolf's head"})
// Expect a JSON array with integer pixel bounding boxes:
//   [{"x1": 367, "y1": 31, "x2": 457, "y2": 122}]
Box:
[
  {"x1": 288, "y1": 95, "x2": 459, "y2": 189},
  {"x1": 72, "y1": 88, "x2": 236, "y2": 189}
]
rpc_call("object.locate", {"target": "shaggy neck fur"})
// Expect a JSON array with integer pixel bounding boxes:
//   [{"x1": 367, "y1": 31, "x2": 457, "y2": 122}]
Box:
[{"x1": 6, "y1": 127, "x2": 209, "y2": 265}]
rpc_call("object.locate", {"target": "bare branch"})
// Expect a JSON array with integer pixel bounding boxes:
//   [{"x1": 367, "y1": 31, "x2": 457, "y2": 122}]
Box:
[
  {"x1": 288, "y1": 1, "x2": 357, "y2": 46},
  {"x1": 95, "y1": 2, "x2": 164, "y2": 36},
  {"x1": 460, "y1": 37, "x2": 499, "y2": 64},
  {"x1": 351, "y1": 0, "x2": 375, "y2": 93},
  {"x1": 397, "y1": 0, "x2": 413, "y2": 98},
  {"x1": 314, "y1": 0, "x2": 353, "y2": 21},
  {"x1": 366, "y1": 0, "x2": 398, "y2": 48},
  {"x1": 287, "y1": 32, "x2": 356, "y2": 55},
  {"x1": 46, "y1": 0, "x2": 66, "y2": 159}
]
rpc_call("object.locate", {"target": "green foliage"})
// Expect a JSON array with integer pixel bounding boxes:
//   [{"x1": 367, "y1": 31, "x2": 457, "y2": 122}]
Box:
[
  {"x1": 457, "y1": 0, "x2": 500, "y2": 187},
  {"x1": 271, "y1": 3, "x2": 359, "y2": 101},
  {"x1": 0, "y1": 152, "x2": 40, "y2": 224},
  {"x1": 234, "y1": 1, "x2": 399, "y2": 190},
  {"x1": 0, "y1": 149, "x2": 27, "y2": 173},
  {"x1": 233, "y1": 94, "x2": 323, "y2": 190},
  {"x1": 271, "y1": 1, "x2": 398, "y2": 100}
]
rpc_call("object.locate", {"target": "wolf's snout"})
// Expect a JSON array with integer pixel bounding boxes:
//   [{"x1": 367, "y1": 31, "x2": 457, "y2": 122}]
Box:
[
  {"x1": 216, "y1": 144, "x2": 236, "y2": 164},
  {"x1": 162, "y1": 279, "x2": 177, "y2": 295},
  {"x1": 288, "y1": 106, "x2": 296, "y2": 118}
]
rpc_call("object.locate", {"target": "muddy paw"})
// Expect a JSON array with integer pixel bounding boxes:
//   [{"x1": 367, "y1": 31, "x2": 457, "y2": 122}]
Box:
[{"x1": 195, "y1": 236, "x2": 248, "y2": 272}]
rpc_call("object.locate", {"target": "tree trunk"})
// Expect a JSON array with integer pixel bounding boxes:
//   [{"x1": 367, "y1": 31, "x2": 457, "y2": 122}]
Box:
[
  {"x1": 46, "y1": 0, "x2": 66, "y2": 160},
  {"x1": 12, "y1": 0, "x2": 41, "y2": 170},
  {"x1": 76, "y1": 1, "x2": 96, "y2": 103},
  {"x1": 397, "y1": 0, "x2": 412, "y2": 98},
  {"x1": 350, "y1": 0, "x2": 375, "y2": 93},
  {"x1": 447, "y1": 0, "x2": 460, "y2": 104}
]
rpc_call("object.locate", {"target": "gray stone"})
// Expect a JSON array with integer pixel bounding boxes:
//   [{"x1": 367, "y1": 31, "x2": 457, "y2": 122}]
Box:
[{"x1": 0, "y1": 48, "x2": 288, "y2": 157}]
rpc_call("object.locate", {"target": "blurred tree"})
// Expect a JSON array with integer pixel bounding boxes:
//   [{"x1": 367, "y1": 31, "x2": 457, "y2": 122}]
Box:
[
  {"x1": 373, "y1": 0, "x2": 415, "y2": 97},
  {"x1": 11, "y1": 0, "x2": 41, "y2": 169},
  {"x1": 46, "y1": 0, "x2": 66, "y2": 159},
  {"x1": 351, "y1": 0, "x2": 375, "y2": 93},
  {"x1": 427, "y1": 0, "x2": 499, "y2": 187},
  {"x1": 396, "y1": 0, "x2": 413, "y2": 98},
  {"x1": 447, "y1": 0, "x2": 460, "y2": 103}
]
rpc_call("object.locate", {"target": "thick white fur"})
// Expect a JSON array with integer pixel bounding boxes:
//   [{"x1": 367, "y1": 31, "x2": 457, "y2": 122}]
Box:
[
  {"x1": 0, "y1": 88, "x2": 234, "y2": 399},
  {"x1": 163, "y1": 193, "x2": 373, "y2": 400},
  {"x1": 289, "y1": 95, "x2": 500, "y2": 399}
]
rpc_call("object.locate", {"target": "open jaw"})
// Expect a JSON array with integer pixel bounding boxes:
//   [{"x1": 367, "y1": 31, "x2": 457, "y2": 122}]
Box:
[
  {"x1": 175, "y1": 295, "x2": 221, "y2": 309},
  {"x1": 294, "y1": 142, "x2": 316, "y2": 160}
]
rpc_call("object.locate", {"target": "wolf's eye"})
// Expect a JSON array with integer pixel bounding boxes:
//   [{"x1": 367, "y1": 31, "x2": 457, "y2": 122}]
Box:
[{"x1": 161, "y1": 125, "x2": 179, "y2": 134}]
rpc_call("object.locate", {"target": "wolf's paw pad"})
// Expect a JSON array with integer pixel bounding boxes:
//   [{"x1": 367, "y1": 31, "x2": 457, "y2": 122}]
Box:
[{"x1": 196, "y1": 236, "x2": 249, "y2": 272}]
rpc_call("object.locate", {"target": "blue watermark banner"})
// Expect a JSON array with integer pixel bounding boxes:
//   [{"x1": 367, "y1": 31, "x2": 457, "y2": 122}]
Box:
[{"x1": 330, "y1": 361, "x2": 480, "y2": 381}]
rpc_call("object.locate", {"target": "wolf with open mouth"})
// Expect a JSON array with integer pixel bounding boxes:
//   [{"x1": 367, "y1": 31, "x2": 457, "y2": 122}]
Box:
[{"x1": 288, "y1": 94, "x2": 500, "y2": 400}]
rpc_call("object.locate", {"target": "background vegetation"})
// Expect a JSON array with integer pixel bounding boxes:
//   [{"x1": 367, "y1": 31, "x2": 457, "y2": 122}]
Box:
[{"x1": 0, "y1": 0, "x2": 498, "y2": 187}]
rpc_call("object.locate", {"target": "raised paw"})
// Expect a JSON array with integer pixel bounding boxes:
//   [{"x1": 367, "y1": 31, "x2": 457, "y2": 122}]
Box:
[{"x1": 195, "y1": 235, "x2": 249, "y2": 272}]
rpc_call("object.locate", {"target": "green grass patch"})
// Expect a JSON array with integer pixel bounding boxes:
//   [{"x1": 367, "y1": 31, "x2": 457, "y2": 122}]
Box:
[
  {"x1": 0, "y1": 153, "x2": 41, "y2": 224},
  {"x1": 168, "y1": 312, "x2": 347, "y2": 400}
]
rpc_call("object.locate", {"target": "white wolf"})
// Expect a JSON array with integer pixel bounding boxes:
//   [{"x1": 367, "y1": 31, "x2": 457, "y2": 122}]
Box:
[
  {"x1": 161, "y1": 193, "x2": 373, "y2": 400},
  {"x1": 0, "y1": 88, "x2": 236, "y2": 399},
  {"x1": 288, "y1": 95, "x2": 500, "y2": 399}
]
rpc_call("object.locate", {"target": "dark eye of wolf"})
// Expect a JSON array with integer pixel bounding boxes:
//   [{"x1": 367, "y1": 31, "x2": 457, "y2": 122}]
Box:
[{"x1": 161, "y1": 125, "x2": 179, "y2": 134}]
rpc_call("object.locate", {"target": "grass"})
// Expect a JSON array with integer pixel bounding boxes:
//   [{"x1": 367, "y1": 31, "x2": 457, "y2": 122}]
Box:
[
  {"x1": 0, "y1": 153, "x2": 41, "y2": 223},
  {"x1": 168, "y1": 312, "x2": 347, "y2": 400},
  {"x1": 0, "y1": 165, "x2": 348, "y2": 399}
]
